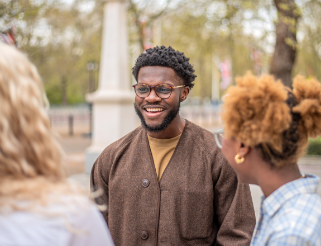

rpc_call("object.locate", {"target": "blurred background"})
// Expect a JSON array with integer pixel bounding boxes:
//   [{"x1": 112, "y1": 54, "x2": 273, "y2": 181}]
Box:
[
  {"x1": 2, "y1": 0, "x2": 321, "y2": 147},
  {"x1": 1, "y1": 0, "x2": 321, "y2": 217},
  {"x1": 2, "y1": 0, "x2": 321, "y2": 105}
]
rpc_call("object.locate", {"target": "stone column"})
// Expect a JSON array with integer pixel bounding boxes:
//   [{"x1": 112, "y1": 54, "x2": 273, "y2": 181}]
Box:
[{"x1": 85, "y1": 0, "x2": 138, "y2": 173}]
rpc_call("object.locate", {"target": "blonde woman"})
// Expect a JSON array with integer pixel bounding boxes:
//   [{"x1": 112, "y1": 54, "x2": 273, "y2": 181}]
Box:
[
  {"x1": 214, "y1": 73, "x2": 321, "y2": 245},
  {"x1": 0, "y1": 43, "x2": 114, "y2": 246}
]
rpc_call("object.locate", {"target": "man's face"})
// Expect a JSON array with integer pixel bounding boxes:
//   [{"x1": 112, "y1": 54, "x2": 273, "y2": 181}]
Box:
[{"x1": 134, "y1": 66, "x2": 187, "y2": 132}]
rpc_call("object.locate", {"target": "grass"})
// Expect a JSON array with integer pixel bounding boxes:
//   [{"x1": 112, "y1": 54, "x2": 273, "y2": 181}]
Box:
[{"x1": 307, "y1": 137, "x2": 321, "y2": 156}]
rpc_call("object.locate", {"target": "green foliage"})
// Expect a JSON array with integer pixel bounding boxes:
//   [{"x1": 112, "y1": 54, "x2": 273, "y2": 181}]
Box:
[
  {"x1": 45, "y1": 81, "x2": 62, "y2": 105},
  {"x1": 2, "y1": 0, "x2": 321, "y2": 104},
  {"x1": 307, "y1": 137, "x2": 321, "y2": 156},
  {"x1": 158, "y1": 0, "x2": 268, "y2": 98},
  {"x1": 293, "y1": 1, "x2": 321, "y2": 82},
  {"x1": 0, "y1": 0, "x2": 103, "y2": 105}
]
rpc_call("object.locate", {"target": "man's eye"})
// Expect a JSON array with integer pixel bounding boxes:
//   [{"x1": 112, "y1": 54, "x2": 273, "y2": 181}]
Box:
[
  {"x1": 158, "y1": 87, "x2": 171, "y2": 93},
  {"x1": 137, "y1": 87, "x2": 148, "y2": 92}
]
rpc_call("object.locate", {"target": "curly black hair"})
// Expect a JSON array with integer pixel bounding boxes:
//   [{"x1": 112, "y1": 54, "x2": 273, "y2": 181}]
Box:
[
  {"x1": 256, "y1": 91, "x2": 302, "y2": 167},
  {"x1": 132, "y1": 46, "x2": 197, "y2": 89}
]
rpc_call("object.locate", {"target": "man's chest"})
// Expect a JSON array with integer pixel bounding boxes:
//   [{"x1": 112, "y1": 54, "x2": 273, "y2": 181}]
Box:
[
  {"x1": 108, "y1": 149, "x2": 214, "y2": 196},
  {"x1": 107, "y1": 153, "x2": 215, "y2": 243}
]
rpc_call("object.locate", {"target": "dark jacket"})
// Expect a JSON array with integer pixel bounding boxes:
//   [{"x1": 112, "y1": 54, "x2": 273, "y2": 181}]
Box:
[{"x1": 91, "y1": 120, "x2": 256, "y2": 246}]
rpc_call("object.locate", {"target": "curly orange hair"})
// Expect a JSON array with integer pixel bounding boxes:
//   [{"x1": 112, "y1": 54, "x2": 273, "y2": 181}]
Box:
[
  {"x1": 293, "y1": 75, "x2": 321, "y2": 137},
  {"x1": 222, "y1": 72, "x2": 321, "y2": 167}
]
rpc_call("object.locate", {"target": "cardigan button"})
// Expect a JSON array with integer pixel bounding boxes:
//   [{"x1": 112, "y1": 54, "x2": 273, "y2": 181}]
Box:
[
  {"x1": 141, "y1": 231, "x2": 149, "y2": 240},
  {"x1": 142, "y1": 179, "x2": 150, "y2": 188}
]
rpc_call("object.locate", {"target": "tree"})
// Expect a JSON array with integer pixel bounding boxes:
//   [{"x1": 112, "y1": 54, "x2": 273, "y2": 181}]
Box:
[
  {"x1": 159, "y1": 0, "x2": 270, "y2": 99},
  {"x1": 270, "y1": 0, "x2": 301, "y2": 88},
  {"x1": 294, "y1": 0, "x2": 321, "y2": 81},
  {"x1": 0, "y1": 0, "x2": 104, "y2": 104},
  {"x1": 3, "y1": 0, "x2": 319, "y2": 104},
  {"x1": 128, "y1": 0, "x2": 175, "y2": 52}
]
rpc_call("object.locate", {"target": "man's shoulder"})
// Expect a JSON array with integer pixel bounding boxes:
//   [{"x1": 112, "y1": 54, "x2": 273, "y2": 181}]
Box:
[
  {"x1": 185, "y1": 120, "x2": 217, "y2": 148},
  {"x1": 99, "y1": 126, "x2": 144, "y2": 157}
]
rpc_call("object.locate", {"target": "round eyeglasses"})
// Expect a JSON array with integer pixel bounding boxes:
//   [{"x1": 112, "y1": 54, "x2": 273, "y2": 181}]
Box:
[
  {"x1": 132, "y1": 83, "x2": 185, "y2": 99},
  {"x1": 213, "y1": 128, "x2": 224, "y2": 149}
]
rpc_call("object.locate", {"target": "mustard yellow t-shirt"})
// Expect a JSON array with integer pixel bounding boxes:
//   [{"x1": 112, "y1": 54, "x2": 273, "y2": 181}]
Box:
[{"x1": 147, "y1": 134, "x2": 181, "y2": 181}]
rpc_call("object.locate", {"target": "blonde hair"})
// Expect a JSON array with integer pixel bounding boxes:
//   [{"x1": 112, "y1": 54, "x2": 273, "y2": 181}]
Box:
[
  {"x1": 0, "y1": 43, "x2": 82, "y2": 211},
  {"x1": 222, "y1": 72, "x2": 321, "y2": 168}
]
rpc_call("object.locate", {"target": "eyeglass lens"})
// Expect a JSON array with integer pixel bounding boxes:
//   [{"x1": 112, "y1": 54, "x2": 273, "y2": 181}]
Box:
[
  {"x1": 214, "y1": 132, "x2": 224, "y2": 149},
  {"x1": 217, "y1": 133, "x2": 224, "y2": 146},
  {"x1": 135, "y1": 84, "x2": 172, "y2": 98}
]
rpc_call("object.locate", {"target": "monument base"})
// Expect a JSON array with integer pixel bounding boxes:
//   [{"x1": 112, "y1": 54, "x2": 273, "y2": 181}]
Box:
[
  {"x1": 85, "y1": 90, "x2": 139, "y2": 174},
  {"x1": 85, "y1": 0, "x2": 137, "y2": 174}
]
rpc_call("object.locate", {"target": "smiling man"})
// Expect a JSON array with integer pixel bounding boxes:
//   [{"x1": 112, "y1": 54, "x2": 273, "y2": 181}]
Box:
[{"x1": 90, "y1": 46, "x2": 256, "y2": 246}]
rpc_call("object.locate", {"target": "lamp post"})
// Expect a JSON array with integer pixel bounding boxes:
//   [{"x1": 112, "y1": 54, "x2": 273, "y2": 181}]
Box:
[
  {"x1": 87, "y1": 61, "x2": 96, "y2": 93},
  {"x1": 87, "y1": 61, "x2": 97, "y2": 138}
]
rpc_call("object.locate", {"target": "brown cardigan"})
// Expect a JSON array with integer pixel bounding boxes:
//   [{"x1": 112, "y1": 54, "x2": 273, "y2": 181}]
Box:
[{"x1": 91, "y1": 120, "x2": 256, "y2": 246}]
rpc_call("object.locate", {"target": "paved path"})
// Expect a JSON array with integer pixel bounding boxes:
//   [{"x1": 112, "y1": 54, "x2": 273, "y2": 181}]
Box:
[{"x1": 59, "y1": 136, "x2": 91, "y2": 175}]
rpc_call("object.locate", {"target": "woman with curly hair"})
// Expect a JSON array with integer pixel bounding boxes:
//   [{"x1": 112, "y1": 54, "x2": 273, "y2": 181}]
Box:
[
  {"x1": 0, "y1": 43, "x2": 114, "y2": 245},
  {"x1": 214, "y1": 72, "x2": 321, "y2": 245}
]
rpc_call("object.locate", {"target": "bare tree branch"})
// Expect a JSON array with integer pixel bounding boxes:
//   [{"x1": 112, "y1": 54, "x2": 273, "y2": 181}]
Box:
[
  {"x1": 128, "y1": 0, "x2": 145, "y2": 51},
  {"x1": 149, "y1": 0, "x2": 172, "y2": 22},
  {"x1": 128, "y1": 0, "x2": 173, "y2": 51}
]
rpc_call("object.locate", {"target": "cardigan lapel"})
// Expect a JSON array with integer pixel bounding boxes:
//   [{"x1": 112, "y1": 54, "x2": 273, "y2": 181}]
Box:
[
  {"x1": 142, "y1": 128, "x2": 160, "y2": 185},
  {"x1": 158, "y1": 120, "x2": 190, "y2": 184}
]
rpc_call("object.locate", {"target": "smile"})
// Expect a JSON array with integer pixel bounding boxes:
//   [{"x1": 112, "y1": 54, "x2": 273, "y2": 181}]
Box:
[{"x1": 145, "y1": 108, "x2": 165, "y2": 112}]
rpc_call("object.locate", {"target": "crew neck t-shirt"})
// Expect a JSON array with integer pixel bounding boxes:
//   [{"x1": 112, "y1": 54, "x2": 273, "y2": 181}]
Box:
[{"x1": 147, "y1": 134, "x2": 181, "y2": 181}]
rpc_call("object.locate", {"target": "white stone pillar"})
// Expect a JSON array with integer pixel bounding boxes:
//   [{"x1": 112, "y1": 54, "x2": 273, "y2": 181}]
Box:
[{"x1": 85, "y1": 0, "x2": 138, "y2": 173}]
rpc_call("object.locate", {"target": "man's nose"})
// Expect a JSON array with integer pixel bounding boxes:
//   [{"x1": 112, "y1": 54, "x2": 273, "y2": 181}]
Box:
[{"x1": 145, "y1": 87, "x2": 161, "y2": 103}]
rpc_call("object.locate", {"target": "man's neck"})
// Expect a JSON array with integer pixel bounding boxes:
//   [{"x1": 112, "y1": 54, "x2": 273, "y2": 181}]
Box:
[{"x1": 147, "y1": 115, "x2": 186, "y2": 139}]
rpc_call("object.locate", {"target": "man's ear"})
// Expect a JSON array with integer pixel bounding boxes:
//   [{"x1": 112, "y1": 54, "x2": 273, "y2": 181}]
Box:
[{"x1": 180, "y1": 87, "x2": 190, "y2": 102}]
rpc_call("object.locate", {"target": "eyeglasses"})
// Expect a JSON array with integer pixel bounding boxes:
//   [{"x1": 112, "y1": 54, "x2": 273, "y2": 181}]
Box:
[
  {"x1": 132, "y1": 83, "x2": 185, "y2": 99},
  {"x1": 213, "y1": 128, "x2": 224, "y2": 149}
]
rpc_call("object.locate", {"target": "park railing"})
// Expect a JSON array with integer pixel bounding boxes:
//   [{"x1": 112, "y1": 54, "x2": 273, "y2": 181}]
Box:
[
  {"x1": 48, "y1": 104, "x2": 91, "y2": 136},
  {"x1": 48, "y1": 102, "x2": 223, "y2": 136}
]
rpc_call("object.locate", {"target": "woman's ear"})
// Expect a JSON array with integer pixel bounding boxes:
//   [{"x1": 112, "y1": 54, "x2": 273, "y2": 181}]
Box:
[
  {"x1": 237, "y1": 143, "x2": 251, "y2": 158},
  {"x1": 180, "y1": 87, "x2": 190, "y2": 102}
]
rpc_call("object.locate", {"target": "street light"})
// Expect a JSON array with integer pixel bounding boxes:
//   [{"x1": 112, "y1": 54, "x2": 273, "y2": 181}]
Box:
[
  {"x1": 87, "y1": 61, "x2": 97, "y2": 138},
  {"x1": 87, "y1": 61, "x2": 96, "y2": 93}
]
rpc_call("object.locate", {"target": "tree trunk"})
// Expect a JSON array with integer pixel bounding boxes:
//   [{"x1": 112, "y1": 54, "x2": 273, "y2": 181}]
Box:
[{"x1": 270, "y1": 0, "x2": 300, "y2": 88}]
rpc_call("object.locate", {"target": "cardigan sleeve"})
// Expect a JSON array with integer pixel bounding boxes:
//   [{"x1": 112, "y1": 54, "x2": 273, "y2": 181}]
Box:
[
  {"x1": 213, "y1": 149, "x2": 256, "y2": 246},
  {"x1": 90, "y1": 149, "x2": 112, "y2": 225}
]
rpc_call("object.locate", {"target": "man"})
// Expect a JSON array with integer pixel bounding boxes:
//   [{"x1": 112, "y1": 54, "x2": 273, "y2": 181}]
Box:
[{"x1": 91, "y1": 46, "x2": 256, "y2": 245}]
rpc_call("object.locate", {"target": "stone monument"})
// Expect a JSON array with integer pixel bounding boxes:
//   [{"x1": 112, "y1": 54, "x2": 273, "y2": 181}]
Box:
[{"x1": 85, "y1": 0, "x2": 138, "y2": 173}]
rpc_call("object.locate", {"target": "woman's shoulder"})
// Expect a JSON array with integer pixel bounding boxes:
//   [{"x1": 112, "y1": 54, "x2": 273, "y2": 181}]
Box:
[
  {"x1": 0, "y1": 194, "x2": 113, "y2": 246},
  {"x1": 269, "y1": 194, "x2": 321, "y2": 244},
  {"x1": 286, "y1": 192, "x2": 321, "y2": 216},
  {"x1": 272, "y1": 193, "x2": 321, "y2": 236}
]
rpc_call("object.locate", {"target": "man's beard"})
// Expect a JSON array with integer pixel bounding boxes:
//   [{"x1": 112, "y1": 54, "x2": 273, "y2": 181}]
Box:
[{"x1": 134, "y1": 101, "x2": 180, "y2": 132}]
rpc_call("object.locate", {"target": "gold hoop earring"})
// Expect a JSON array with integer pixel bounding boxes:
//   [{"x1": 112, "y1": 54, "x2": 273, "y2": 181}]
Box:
[{"x1": 235, "y1": 154, "x2": 244, "y2": 164}]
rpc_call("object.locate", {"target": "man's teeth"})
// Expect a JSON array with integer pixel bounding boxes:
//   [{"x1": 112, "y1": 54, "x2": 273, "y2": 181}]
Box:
[{"x1": 146, "y1": 108, "x2": 164, "y2": 112}]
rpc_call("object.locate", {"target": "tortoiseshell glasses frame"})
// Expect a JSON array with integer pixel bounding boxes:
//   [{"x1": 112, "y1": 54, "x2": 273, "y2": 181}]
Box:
[{"x1": 132, "y1": 83, "x2": 185, "y2": 99}]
